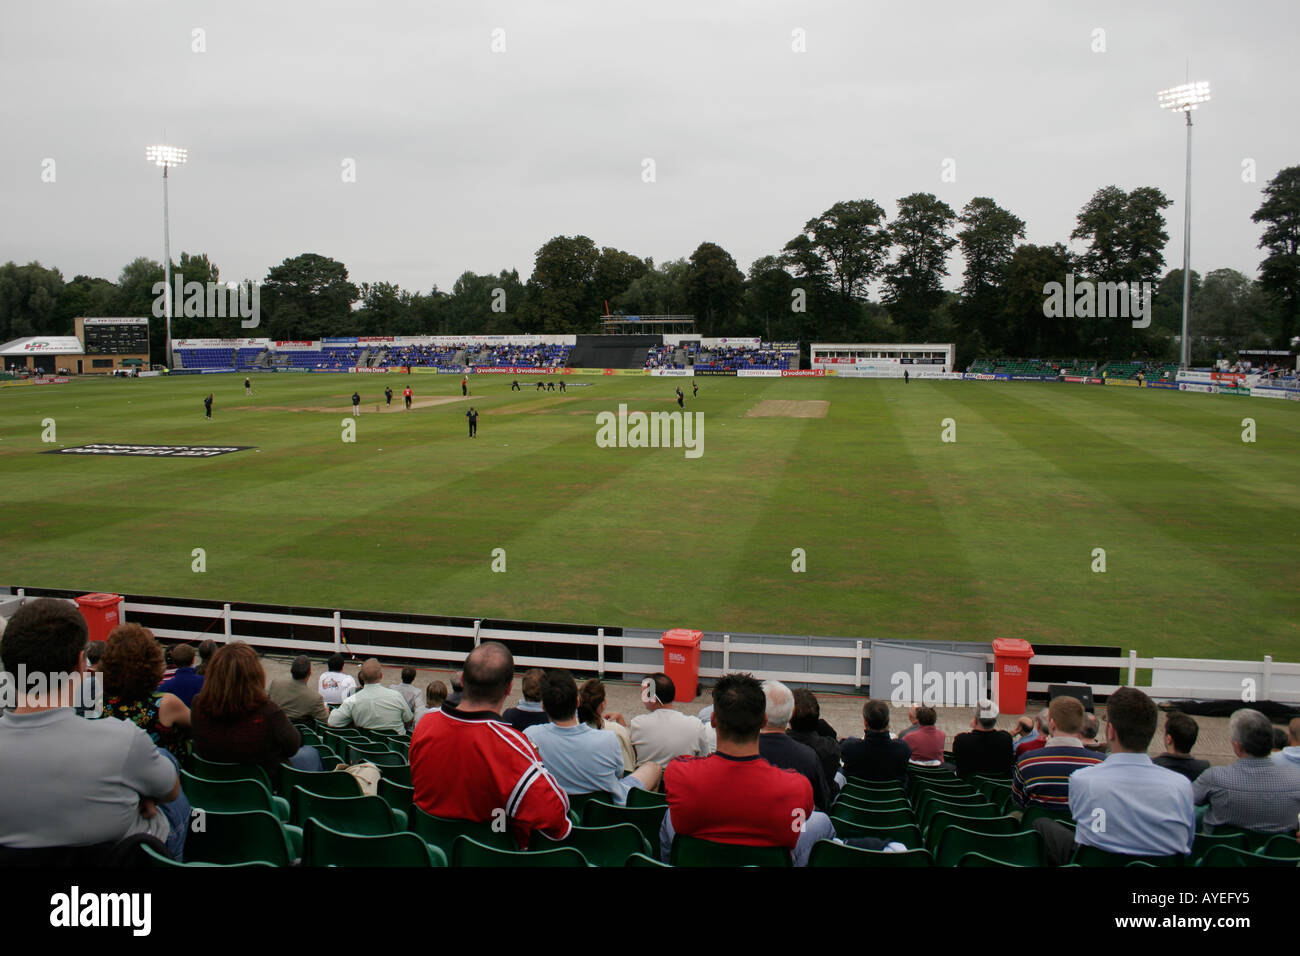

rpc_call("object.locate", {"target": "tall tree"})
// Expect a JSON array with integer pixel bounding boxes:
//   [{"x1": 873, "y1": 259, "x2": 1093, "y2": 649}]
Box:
[
  {"x1": 613, "y1": 259, "x2": 690, "y2": 316},
  {"x1": 1001, "y1": 243, "x2": 1077, "y2": 357},
  {"x1": 592, "y1": 247, "x2": 649, "y2": 313},
  {"x1": 1071, "y1": 185, "x2": 1172, "y2": 284},
  {"x1": 0, "y1": 261, "x2": 65, "y2": 340},
  {"x1": 520, "y1": 235, "x2": 600, "y2": 333},
  {"x1": 1252, "y1": 165, "x2": 1300, "y2": 348},
  {"x1": 882, "y1": 193, "x2": 958, "y2": 337},
  {"x1": 260, "y1": 253, "x2": 359, "y2": 339},
  {"x1": 957, "y1": 197, "x2": 1025, "y2": 351},
  {"x1": 783, "y1": 199, "x2": 891, "y2": 301},
  {"x1": 686, "y1": 242, "x2": 744, "y2": 336}
]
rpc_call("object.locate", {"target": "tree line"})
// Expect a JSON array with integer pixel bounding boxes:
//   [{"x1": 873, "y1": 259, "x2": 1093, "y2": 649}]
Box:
[{"x1": 3, "y1": 166, "x2": 1297, "y2": 367}]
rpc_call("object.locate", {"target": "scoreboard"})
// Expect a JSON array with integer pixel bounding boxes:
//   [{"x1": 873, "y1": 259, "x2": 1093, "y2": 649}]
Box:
[{"x1": 82, "y1": 318, "x2": 150, "y2": 355}]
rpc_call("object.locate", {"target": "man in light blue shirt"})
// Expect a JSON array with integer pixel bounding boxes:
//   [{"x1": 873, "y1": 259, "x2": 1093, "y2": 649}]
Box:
[
  {"x1": 1273, "y1": 717, "x2": 1300, "y2": 770},
  {"x1": 1034, "y1": 686, "x2": 1196, "y2": 868},
  {"x1": 525, "y1": 669, "x2": 661, "y2": 806},
  {"x1": 1034, "y1": 687, "x2": 1194, "y2": 865}
]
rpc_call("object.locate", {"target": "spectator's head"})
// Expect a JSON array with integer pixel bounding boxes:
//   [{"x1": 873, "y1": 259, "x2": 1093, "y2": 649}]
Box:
[
  {"x1": 863, "y1": 699, "x2": 891, "y2": 732},
  {"x1": 101, "y1": 623, "x2": 166, "y2": 703},
  {"x1": 1047, "y1": 696, "x2": 1085, "y2": 737},
  {"x1": 84, "y1": 640, "x2": 106, "y2": 669},
  {"x1": 540, "y1": 669, "x2": 578, "y2": 722},
  {"x1": 1228, "y1": 709, "x2": 1274, "y2": 759},
  {"x1": 1081, "y1": 711, "x2": 1100, "y2": 741},
  {"x1": 425, "y1": 680, "x2": 448, "y2": 709},
  {"x1": 711, "y1": 673, "x2": 766, "y2": 745},
  {"x1": 916, "y1": 705, "x2": 938, "y2": 727},
  {"x1": 195, "y1": 639, "x2": 218, "y2": 674},
  {"x1": 400, "y1": 666, "x2": 416, "y2": 685},
  {"x1": 1104, "y1": 688, "x2": 1159, "y2": 753},
  {"x1": 1272, "y1": 726, "x2": 1288, "y2": 752},
  {"x1": 578, "y1": 678, "x2": 608, "y2": 726},
  {"x1": 760, "y1": 680, "x2": 794, "y2": 731},
  {"x1": 0, "y1": 599, "x2": 88, "y2": 703},
  {"x1": 1162, "y1": 712, "x2": 1200, "y2": 755},
  {"x1": 521, "y1": 668, "x2": 545, "y2": 703},
  {"x1": 170, "y1": 643, "x2": 196, "y2": 669},
  {"x1": 194, "y1": 642, "x2": 267, "y2": 720},
  {"x1": 451, "y1": 671, "x2": 463, "y2": 694},
  {"x1": 289, "y1": 655, "x2": 311, "y2": 682},
  {"x1": 643, "y1": 673, "x2": 675, "y2": 710},
  {"x1": 973, "y1": 699, "x2": 998, "y2": 730},
  {"x1": 461, "y1": 642, "x2": 514, "y2": 710},
  {"x1": 359, "y1": 659, "x2": 383, "y2": 686},
  {"x1": 1014, "y1": 715, "x2": 1034, "y2": 737},
  {"x1": 789, "y1": 688, "x2": 822, "y2": 733},
  {"x1": 327, "y1": 653, "x2": 345, "y2": 673},
  {"x1": 1288, "y1": 717, "x2": 1300, "y2": 747},
  {"x1": 1036, "y1": 708, "x2": 1051, "y2": 735}
]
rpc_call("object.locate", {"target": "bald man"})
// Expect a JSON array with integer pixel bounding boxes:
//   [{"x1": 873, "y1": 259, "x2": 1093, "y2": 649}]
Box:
[{"x1": 327, "y1": 658, "x2": 413, "y2": 734}]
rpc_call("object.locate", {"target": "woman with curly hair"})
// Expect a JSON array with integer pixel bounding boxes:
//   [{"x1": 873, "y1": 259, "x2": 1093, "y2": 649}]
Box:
[
  {"x1": 190, "y1": 642, "x2": 322, "y2": 772},
  {"x1": 100, "y1": 623, "x2": 191, "y2": 757},
  {"x1": 578, "y1": 678, "x2": 636, "y2": 774}
]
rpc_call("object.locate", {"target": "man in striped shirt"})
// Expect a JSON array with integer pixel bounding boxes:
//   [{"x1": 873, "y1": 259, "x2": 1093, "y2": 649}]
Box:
[
  {"x1": 1011, "y1": 696, "x2": 1102, "y2": 810},
  {"x1": 409, "y1": 642, "x2": 572, "y2": 849}
]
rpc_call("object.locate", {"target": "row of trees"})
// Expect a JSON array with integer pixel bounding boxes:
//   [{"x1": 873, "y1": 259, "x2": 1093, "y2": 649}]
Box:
[{"x1": 3, "y1": 167, "x2": 1297, "y2": 366}]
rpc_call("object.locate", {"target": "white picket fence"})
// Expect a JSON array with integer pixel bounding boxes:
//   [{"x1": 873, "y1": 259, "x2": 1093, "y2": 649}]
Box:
[{"x1": 9, "y1": 589, "x2": 1298, "y2": 704}]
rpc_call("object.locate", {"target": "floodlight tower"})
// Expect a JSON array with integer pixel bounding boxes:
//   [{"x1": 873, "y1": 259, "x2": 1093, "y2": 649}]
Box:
[
  {"x1": 145, "y1": 144, "x2": 188, "y2": 367},
  {"x1": 1157, "y1": 81, "x2": 1210, "y2": 370}
]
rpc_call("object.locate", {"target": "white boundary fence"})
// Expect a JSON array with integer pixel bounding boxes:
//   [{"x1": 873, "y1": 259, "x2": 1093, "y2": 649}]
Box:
[{"x1": 6, "y1": 588, "x2": 1297, "y2": 705}]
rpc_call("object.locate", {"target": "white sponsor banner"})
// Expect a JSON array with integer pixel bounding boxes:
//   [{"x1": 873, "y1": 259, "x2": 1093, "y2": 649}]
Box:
[
  {"x1": 736, "y1": 369, "x2": 781, "y2": 378},
  {"x1": 651, "y1": 368, "x2": 694, "y2": 377},
  {"x1": 1251, "y1": 386, "x2": 1300, "y2": 400},
  {"x1": 835, "y1": 366, "x2": 958, "y2": 379},
  {"x1": 701, "y1": 337, "x2": 761, "y2": 349},
  {"x1": 2, "y1": 336, "x2": 84, "y2": 354},
  {"x1": 1178, "y1": 382, "x2": 1218, "y2": 393},
  {"x1": 272, "y1": 340, "x2": 321, "y2": 351},
  {"x1": 174, "y1": 338, "x2": 269, "y2": 348},
  {"x1": 82, "y1": 316, "x2": 148, "y2": 326}
]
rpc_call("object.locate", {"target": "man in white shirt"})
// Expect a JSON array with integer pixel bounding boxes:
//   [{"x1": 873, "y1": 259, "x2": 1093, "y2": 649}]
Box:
[
  {"x1": 328, "y1": 659, "x2": 412, "y2": 734},
  {"x1": 318, "y1": 652, "x2": 357, "y2": 707},
  {"x1": 630, "y1": 673, "x2": 714, "y2": 767}
]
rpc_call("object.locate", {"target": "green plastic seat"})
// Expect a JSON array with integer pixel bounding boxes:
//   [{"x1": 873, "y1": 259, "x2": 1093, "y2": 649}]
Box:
[
  {"x1": 378, "y1": 777, "x2": 414, "y2": 816},
  {"x1": 141, "y1": 844, "x2": 274, "y2": 868},
  {"x1": 918, "y1": 798, "x2": 997, "y2": 833},
  {"x1": 185, "y1": 809, "x2": 301, "y2": 866},
  {"x1": 625, "y1": 852, "x2": 671, "y2": 867},
  {"x1": 563, "y1": 792, "x2": 609, "y2": 816},
  {"x1": 529, "y1": 823, "x2": 649, "y2": 867},
  {"x1": 934, "y1": 826, "x2": 1045, "y2": 867},
  {"x1": 410, "y1": 805, "x2": 517, "y2": 856},
  {"x1": 1259, "y1": 834, "x2": 1300, "y2": 859},
  {"x1": 181, "y1": 769, "x2": 290, "y2": 823},
  {"x1": 312, "y1": 745, "x2": 342, "y2": 769},
  {"x1": 833, "y1": 794, "x2": 911, "y2": 813},
  {"x1": 843, "y1": 777, "x2": 907, "y2": 794},
  {"x1": 808, "y1": 841, "x2": 933, "y2": 867},
  {"x1": 281, "y1": 765, "x2": 363, "y2": 817},
  {"x1": 625, "y1": 788, "x2": 669, "y2": 809},
  {"x1": 1019, "y1": 805, "x2": 1074, "y2": 829},
  {"x1": 375, "y1": 762, "x2": 412, "y2": 786},
  {"x1": 302, "y1": 818, "x2": 445, "y2": 867},
  {"x1": 294, "y1": 787, "x2": 407, "y2": 834},
  {"x1": 191, "y1": 755, "x2": 274, "y2": 793},
  {"x1": 829, "y1": 803, "x2": 914, "y2": 828},
  {"x1": 833, "y1": 822, "x2": 923, "y2": 848},
  {"x1": 926, "y1": 811, "x2": 1021, "y2": 850},
  {"x1": 670, "y1": 835, "x2": 792, "y2": 867},
  {"x1": 1196, "y1": 845, "x2": 1298, "y2": 868},
  {"x1": 957, "y1": 851, "x2": 1027, "y2": 867},
  {"x1": 452, "y1": 835, "x2": 587, "y2": 867},
  {"x1": 348, "y1": 744, "x2": 400, "y2": 764},
  {"x1": 1190, "y1": 831, "x2": 1249, "y2": 864},
  {"x1": 1204, "y1": 826, "x2": 1283, "y2": 852},
  {"x1": 1071, "y1": 844, "x2": 1185, "y2": 867},
  {"x1": 582, "y1": 800, "x2": 667, "y2": 849}
]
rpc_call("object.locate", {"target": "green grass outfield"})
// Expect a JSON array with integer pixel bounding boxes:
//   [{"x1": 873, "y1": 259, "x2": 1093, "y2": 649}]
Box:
[{"x1": 1, "y1": 371, "x2": 1297, "y2": 661}]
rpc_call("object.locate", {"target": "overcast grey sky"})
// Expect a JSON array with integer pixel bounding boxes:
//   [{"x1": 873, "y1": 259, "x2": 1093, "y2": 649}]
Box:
[{"x1": 2, "y1": 1, "x2": 1296, "y2": 296}]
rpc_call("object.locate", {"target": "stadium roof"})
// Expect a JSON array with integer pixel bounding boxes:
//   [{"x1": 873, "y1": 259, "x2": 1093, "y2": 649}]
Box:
[{"x1": 0, "y1": 336, "x2": 84, "y2": 355}]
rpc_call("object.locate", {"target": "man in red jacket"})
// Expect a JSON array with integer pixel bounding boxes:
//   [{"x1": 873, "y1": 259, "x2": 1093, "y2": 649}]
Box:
[
  {"x1": 409, "y1": 642, "x2": 570, "y2": 849},
  {"x1": 660, "y1": 672, "x2": 831, "y2": 865}
]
